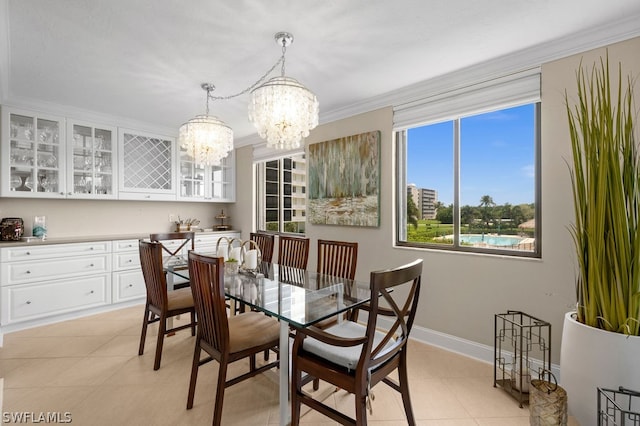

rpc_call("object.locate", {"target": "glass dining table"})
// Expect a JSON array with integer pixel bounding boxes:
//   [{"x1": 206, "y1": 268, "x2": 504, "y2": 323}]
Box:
[{"x1": 165, "y1": 258, "x2": 371, "y2": 425}]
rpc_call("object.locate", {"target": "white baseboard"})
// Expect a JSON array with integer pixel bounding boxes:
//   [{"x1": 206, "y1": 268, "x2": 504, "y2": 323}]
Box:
[
  {"x1": 380, "y1": 318, "x2": 562, "y2": 380},
  {"x1": 411, "y1": 324, "x2": 562, "y2": 380}
]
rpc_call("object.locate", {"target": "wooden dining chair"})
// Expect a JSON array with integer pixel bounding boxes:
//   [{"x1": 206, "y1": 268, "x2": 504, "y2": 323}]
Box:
[
  {"x1": 278, "y1": 235, "x2": 310, "y2": 269},
  {"x1": 138, "y1": 240, "x2": 196, "y2": 370},
  {"x1": 250, "y1": 232, "x2": 275, "y2": 263},
  {"x1": 290, "y1": 259, "x2": 423, "y2": 426},
  {"x1": 186, "y1": 252, "x2": 280, "y2": 425},
  {"x1": 317, "y1": 239, "x2": 358, "y2": 280},
  {"x1": 150, "y1": 231, "x2": 195, "y2": 289}
]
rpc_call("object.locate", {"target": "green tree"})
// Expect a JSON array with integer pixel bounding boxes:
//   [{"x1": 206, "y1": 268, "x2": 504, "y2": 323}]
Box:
[
  {"x1": 460, "y1": 205, "x2": 477, "y2": 227},
  {"x1": 479, "y1": 195, "x2": 496, "y2": 228},
  {"x1": 436, "y1": 203, "x2": 453, "y2": 224},
  {"x1": 407, "y1": 196, "x2": 420, "y2": 229}
]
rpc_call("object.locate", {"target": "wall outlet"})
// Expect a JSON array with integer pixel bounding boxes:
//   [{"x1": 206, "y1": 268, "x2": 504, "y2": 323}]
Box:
[{"x1": 168, "y1": 214, "x2": 177, "y2": 223}]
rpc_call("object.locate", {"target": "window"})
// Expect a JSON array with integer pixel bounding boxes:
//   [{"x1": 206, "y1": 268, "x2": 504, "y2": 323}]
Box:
[
  {"x1": 255, "y1": 153, "x2": 306, "y2": 234},
  {"x1": 395, "y1": 71, "x2": 541, "y2": 257}
]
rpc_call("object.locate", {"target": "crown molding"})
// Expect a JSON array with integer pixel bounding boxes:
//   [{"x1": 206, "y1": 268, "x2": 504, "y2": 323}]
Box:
[
  {"x1": 320, "y1": 13, "x2": 640, "y2": 126},
  {"x1": 2, "y1": 94, "x2": 178, "y2": 137}
]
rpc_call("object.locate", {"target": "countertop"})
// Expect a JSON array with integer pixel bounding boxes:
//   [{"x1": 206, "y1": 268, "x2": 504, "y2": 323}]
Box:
[{"x1": 0, "y1": 230, "x2": 241, "y2": 248}]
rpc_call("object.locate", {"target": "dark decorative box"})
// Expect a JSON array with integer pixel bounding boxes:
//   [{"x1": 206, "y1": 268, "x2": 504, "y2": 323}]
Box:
[{"x1": 1, "y1": 217, "x2": 24, "y2": 241}]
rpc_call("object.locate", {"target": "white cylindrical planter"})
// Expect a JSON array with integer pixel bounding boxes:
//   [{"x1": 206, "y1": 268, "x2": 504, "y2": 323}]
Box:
[{"x1": 560, "y1": 312, "x2": 640, "y2": 426}]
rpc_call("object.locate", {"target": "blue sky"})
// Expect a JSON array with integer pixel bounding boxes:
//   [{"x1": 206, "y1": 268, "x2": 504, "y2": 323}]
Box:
[{"x1": 407, "y1": 103, "x2": 535, "y2": 206}]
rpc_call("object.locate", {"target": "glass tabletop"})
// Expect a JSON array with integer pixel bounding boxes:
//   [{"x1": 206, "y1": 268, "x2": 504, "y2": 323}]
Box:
[{"x1": 165, "y1": 259, "x2": 371, "y2": 328}]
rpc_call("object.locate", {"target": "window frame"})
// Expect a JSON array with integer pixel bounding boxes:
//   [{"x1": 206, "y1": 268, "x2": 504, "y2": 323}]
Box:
[
  {"x1": 395, "y1": 102, "x2": 542, "y2": 258},
  {"x1": 254, "y1": 153, "x2": 307, "y2": 235}
]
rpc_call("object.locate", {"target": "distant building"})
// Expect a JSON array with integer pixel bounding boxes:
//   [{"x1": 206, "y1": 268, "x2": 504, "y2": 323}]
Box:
[{"x1": 407, "y1": 184, "x2": 438, "y2": 219}]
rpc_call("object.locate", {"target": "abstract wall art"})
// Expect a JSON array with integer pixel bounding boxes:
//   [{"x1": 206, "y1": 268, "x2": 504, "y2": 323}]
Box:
[{"x1": 307, "y1": 131, "x2": 380, "y2": 227}]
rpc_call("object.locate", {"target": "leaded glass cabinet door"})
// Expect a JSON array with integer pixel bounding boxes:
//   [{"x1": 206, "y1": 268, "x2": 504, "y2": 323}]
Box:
[
  {"x1": 67, "y1": 121, "x2": 117, "y2": 199},
  {"x1": 1, "y1": 107, "x2": 66, "y2": 198},
  {"x1": 118, "y1": 128, "x2": 176, "y2": 200}
]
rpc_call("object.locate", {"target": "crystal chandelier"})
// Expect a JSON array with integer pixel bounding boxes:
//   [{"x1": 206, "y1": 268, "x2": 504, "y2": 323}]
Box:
[
  {"x1": 179, "y1": 83, "x2": 233, "y2": 166},
  {"x1": 249, "y1": 32, "x2": 319, "y2": 150},
  {"x1": 180, "y1": 32, "x2": 318, "y2": 157}
]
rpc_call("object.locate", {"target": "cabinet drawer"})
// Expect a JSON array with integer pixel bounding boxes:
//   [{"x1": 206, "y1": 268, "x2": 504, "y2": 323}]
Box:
[
  {"x1": 113, "y1": 251, "x2": 141, "y2": 271},
  {"x1": 1, "y1": 274, "x2": 110, "y2": 324},
  {"x1": 2, "y1": 254, "x2": 110, "y2": 285},
  {"x1": 0, "y1": 241, "x2": 110, "y2": 262},
  {"x1": 194, "y1": 233, "x2": 240, "y2": 249},
  {"x1": 113, "y1": 239, "x2": 139, "y2": 252},
  {"x1": 113, "y1": 269, "x2": 146, "y2": 302}
]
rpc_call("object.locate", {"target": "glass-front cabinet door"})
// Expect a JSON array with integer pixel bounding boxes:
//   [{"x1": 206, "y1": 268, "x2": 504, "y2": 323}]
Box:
[
  {"x1": 67, "y1": 121, "x2": 117, "y2": 199},
  {"x1": 178, "y1": 147, "x2": 235, "y2": 202},
  {"x1": 1, "y1": 108, "x2": 66, "y2": 198}
]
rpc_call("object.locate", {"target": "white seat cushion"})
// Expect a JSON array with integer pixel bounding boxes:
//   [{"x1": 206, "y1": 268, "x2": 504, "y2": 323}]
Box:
[{"x1": 302, "y1": 321, "x2": 397, "y2": 370}]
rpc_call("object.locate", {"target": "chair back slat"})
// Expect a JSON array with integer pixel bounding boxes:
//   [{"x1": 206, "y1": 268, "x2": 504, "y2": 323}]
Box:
[
  {"x1": 278, "y1": 235, "x2": 310, "y2": 269},
  {"x1": 138, "y1": 240, "x2": 169, "y2": 309},
  {"x1": 364, "y1": 259, "x2": 422, "y2": 370},
  {"x1": 250, "y1": 232, "x2": 275, "y2": 263},
  {"x1": 317, "y1": 239, "x2": 358, "y2": 280},
  {"x1": 150, "y1": 232, "x2": 195, "y2": 258},
  {"x1": 188, "y1": 252, "x2": 228, "y2": 353}
]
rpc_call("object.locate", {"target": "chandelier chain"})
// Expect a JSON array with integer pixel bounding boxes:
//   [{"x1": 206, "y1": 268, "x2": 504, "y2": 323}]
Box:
[{"x1": 208, "y1": 49, "x2": 286, "y2": 102}]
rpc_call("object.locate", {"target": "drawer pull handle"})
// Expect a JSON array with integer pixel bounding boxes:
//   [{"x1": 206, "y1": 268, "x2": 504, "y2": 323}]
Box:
[
  {"x1": 127, "y1": 259, "x2": 132, "y2": 263},
  {"x1": 89, "y1": 264, "x2": 94, "y2": 267},
  {"x1": 26, "y1": 300, "x2": 31, "y2": 304},
  {"x1": 89, "y1": 247, "x2": 94, "y2": 250},
  {"x1": 26, "y1": 251, "x2": 31, "y2": 255},
  {"x1": 90, "y1": 290, "x2": 94, "y2": 294},
  {"x1": 127, "y1": 284, "x2": 133, "y2": 288},
  {"x1": 25, "y1": 270, "x2": 31, "y2": 274}
]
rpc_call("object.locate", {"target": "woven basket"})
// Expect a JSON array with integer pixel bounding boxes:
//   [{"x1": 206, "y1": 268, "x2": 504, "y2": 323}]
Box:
[{"x1": 529, "y1": 374, "x2": 568, "y2": 426}]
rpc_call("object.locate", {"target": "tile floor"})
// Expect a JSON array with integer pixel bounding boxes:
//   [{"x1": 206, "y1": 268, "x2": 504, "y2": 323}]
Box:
[{"x1": 0, "y1": 306, "x2": 574, "y2": 425}]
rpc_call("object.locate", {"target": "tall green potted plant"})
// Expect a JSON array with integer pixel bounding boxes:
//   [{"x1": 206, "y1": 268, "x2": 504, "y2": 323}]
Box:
[{"x1": 561, "y1": 54, "x2": 640, "y2": 426}]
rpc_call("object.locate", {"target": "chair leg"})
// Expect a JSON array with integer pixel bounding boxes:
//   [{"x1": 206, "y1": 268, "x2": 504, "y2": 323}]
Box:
[
  {"x1": 290, "y1": 361, "x2": 302, "y2": 426},
  {"x1": 213, "y1": 359, "x2": 229, "y2": 426},
  {"x1": 398, "y1": 351, "x2": 416, "y2": 425},
  {"x1": 153, "y1": 314, "x2": 167, "y2": 370},
  {"x1": 263, "y1": 349, "x2": 269, "y2": 361},
  {"x1": 190, "y1": 311, "x2": 196, "y2": 336},
  {"x1": 187, "y1": 341, "x2": 201, "y2": 409},
  {"x1": 355, "y1": 389, "x2": 368, "y2": 426},
  {"x1": 138, "y1": 304, "x2": 150, "y2": 356},
  {"x1": 312, "y1": 377, "x2": 320, "y2": 391}
]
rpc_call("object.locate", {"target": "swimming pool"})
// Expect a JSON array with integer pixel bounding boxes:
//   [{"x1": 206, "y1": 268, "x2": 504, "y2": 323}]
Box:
[{"x1": 459, "y1": 234, "x2": 523, "y2": 247}]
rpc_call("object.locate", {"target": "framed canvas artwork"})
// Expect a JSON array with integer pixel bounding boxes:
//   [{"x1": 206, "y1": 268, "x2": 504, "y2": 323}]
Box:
[{"x1": 307, "y1": 130, "x2": 380, "y2": 227}]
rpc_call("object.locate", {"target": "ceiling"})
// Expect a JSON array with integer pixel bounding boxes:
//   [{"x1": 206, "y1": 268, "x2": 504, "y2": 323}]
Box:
[{"x1": 2, "y1": 0, "x2": 640, "y2": 146}]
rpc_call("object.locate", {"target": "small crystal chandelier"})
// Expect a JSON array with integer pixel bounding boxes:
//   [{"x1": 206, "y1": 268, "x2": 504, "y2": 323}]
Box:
[
  {"x1": 179, "y1": 83, "x2": 233, "y2": 166},
  {"x1": 249, "y1": 32, "x2": 319, "y2": 150}
]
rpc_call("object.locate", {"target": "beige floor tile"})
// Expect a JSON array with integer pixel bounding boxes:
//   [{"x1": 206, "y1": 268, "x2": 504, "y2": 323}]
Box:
[
  {"x1": 2, "y1": 385, "x2": 97, "y2": 414},
  {"x1": 403, "y1": 377, "x2": 472, "y2": 420},
  {"x1": 417, "y1": 420, "x2": 479, "y2": 426},
  {"x1": 3, "y1": 357, "x2": 83, "y2": 388},
  {"x1": 445, "y1": 377, "x2": 529, "y2": 418}
]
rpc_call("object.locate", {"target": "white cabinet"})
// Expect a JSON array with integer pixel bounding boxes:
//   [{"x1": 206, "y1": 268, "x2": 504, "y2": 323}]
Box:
[
  {"x1": 193, "y1": 231, "x2": 240, "y2": 254},
  {"x1": 118, "y1": 128, "x2": 177, "y2": 200},
  {"x1": 0, "y1": 241, "x2": 112, "y2": 325},
  {"x1": 178, "y1": 147, "x2": 236, "y2": 202},
  {"x1": 66, "y1": 120, "x2": 117, "y2": 199},
  {"x1": 112, "y1": 239, "x2": 145, "y2": 303},
  {"x1": 1, "y1": 107, "x2": 66, "y2": 198}
]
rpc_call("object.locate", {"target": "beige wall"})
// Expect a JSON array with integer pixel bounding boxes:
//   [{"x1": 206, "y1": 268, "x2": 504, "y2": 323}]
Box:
[
  {"x1": 0, "y1": 198, "x2": 233, "y2": 237},
  {"x1": 230, "y1": 36, "x2": 640, "y2": 363}
]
